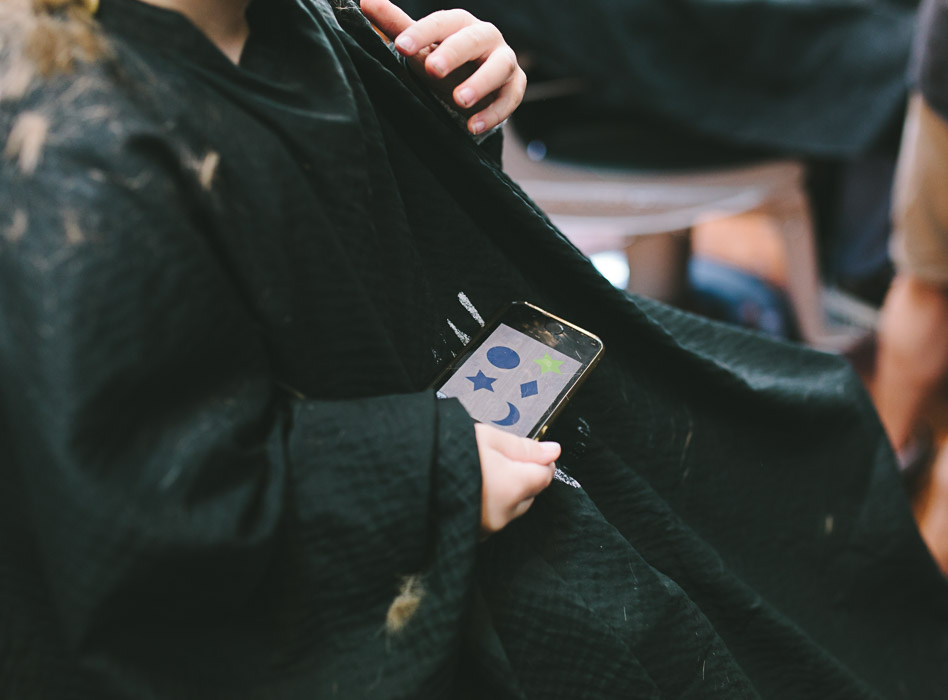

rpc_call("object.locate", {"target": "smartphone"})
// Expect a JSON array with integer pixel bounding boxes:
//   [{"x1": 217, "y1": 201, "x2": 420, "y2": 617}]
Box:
[{"x1": 433, "y1": 301, "x2": 604, "y2": 439}]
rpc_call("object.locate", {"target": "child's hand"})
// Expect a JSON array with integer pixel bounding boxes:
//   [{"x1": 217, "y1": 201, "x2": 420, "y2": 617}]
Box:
[
  {"x1": 360, "y1": 0, "x2": 527, "y2": 135},
  {"x1": 473, "y1": 423, "x2": 559, "y2": 536}
]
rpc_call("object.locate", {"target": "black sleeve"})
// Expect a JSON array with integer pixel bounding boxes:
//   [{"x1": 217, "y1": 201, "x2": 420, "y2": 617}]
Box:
[
  {"x1": 0, "y1": 99, "x2": 482, "y2": 679},
  {"x1": 915, "y1": 0, "x2": 948, "y2": 120}
]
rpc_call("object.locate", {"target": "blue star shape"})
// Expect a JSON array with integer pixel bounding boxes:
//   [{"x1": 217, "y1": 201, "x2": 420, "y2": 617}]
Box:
[{"x1": 467, "y1": 370, "x2": 497, "y2": 392}]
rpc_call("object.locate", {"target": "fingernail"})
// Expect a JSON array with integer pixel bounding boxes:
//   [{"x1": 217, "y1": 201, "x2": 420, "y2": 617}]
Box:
[
  {"x1": 540, "y1": 441, "x2": 561, "y2": 458},
  {"x1": 394, "y1": 35, "x2": 415, "y2": 52},
  {"x1": 429, "y1": 57, "x2": 446, "y2": 76},
  {"x1": 457, "y1": 87, "x2": 475, "y2": 107},
  {"x1": 470, "y1": 119, "x2": 485, "y2": 135}
]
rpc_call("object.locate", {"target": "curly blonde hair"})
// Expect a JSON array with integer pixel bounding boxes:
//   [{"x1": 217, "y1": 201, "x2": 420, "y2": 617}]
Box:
[{"x1": 1, "y1": 0, "x2": 107, "y2": 101}]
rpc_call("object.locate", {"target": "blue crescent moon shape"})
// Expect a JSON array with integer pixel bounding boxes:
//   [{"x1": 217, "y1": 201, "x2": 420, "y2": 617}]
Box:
[{"x1": 492, "y1": 401, "x2": 521, "y2": 427}]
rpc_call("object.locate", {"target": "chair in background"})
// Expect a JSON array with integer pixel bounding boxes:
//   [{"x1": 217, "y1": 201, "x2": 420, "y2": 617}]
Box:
[{"x1": 501, "y1": 120, "x2": 868, "y2": 352}]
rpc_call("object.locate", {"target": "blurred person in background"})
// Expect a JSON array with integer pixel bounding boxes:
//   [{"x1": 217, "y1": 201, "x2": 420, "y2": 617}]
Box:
[{"x1": 874, "y1": 0, "x2": 948, "y2": 476}]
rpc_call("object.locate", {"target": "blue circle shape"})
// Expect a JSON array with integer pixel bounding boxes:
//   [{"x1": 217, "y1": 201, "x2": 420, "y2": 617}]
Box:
[{"x1": 487, "y1": 345, "x2": 520, "y2": 369}]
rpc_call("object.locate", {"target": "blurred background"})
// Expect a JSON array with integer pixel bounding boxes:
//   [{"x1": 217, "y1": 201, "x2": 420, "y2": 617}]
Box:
[{"x1": 402, "y1": 0, "x2": 948, "y2": 571}]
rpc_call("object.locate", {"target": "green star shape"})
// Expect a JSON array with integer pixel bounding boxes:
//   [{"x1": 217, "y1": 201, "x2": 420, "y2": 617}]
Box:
[{"x1": 533, "y1": 353, "x2": 563, "y2": 375}]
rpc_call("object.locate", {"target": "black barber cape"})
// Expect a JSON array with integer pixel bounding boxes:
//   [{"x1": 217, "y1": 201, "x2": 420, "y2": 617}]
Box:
[
  {"x1": 1, "y1": 1, "x2": 946, "y2": 698},
  {"x1": 401, "y1": 0, "x2": 917, "y2": 167}
]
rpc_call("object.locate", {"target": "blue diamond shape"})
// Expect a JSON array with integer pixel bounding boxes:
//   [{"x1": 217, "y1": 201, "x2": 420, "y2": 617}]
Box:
[{"x1": 520, "y1": 380, "x2": 538, "y2": 398}]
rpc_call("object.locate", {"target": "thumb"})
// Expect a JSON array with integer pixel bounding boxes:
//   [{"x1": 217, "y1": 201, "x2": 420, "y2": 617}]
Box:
[
  {"x1": 500, "y1": 432, "x2": 561, "y2": 465},
  {"x1": 360, "y1": 0, "x2": 414, "y2": 42}
]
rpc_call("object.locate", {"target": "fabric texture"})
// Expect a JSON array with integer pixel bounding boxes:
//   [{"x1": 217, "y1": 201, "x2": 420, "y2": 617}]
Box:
[
  {"x1": 401, "y1": 0, "x2": 916, "y2": 167},
  {"x1": 916, "y1": 0, "x2": 948, "y2": 120},
  {"x1": 1, "y1": 1, "x2": 947, "y2": 698}
]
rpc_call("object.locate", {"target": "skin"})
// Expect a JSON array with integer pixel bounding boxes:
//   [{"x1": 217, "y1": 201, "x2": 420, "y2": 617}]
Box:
[
  {"x1": 475, "y1": 424, "x2": 558, "y2": 536},
  {"x1": 138, "y1": 0, "x2": 547, "y2": 535},
  {"x1": 871, "y1": 96, "x2": 948, "y2": 453},
  {"x1": 872, "y1": 275, "x2": 948, "y2": 449},
  {"x1": 360, "y1": 0, "x2": 526, "y2": 135},
  {"x1": 140, "y1": 0, "x2": 252, "y2": 64}
]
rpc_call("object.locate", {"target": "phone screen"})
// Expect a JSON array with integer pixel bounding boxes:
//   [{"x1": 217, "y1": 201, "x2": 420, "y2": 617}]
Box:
[{"x1": 434, "y1": 303, "x2": 602, "y2": 438}]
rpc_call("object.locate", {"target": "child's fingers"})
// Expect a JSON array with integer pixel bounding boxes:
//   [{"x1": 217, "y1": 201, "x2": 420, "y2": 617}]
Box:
[
  {"x1": 392, "y1": 9, "x2": 477, "y2": 55},
  {"x1": 513, "y1": 461, "x2": 556, "y2": 501},
  {"x1": 509, "y1": 496, "x2": 536, "y2": 522},
  {"x1": 376, "y1": 5, "x2": 525, "y2": 137},
  {"x1": 450, "y1": 46, "x2": 519, "y2": 108},
  {"x1": 476, "y1": 423, "x2": 560, "y2": 465},
  {"x1": 497, "y1": 430, "x2": 561, "y2": 465},
  {"x1": 467, "y1": 69, "x2": 527, "y2": 134},
  {"x1": 360, "y1": 0, "x2": 414, "y2": 42},
  {"x1": 423, "y1": 21, "x2": 505, "y2": 78}
]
